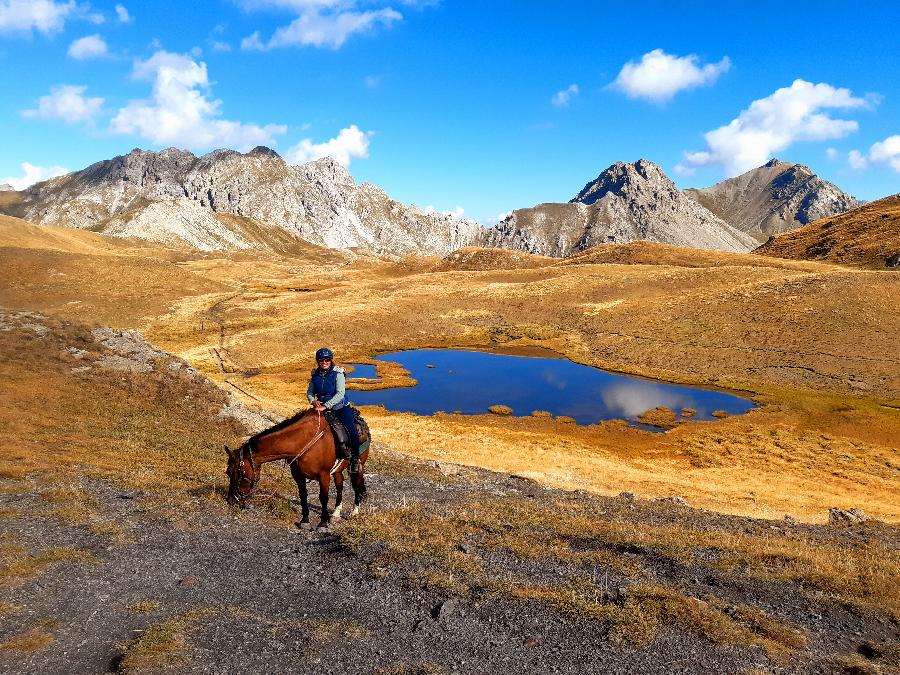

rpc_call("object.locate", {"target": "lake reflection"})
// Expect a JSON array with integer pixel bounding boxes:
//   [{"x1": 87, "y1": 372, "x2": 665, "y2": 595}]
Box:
[{"x1": 348, "y1": 349, "x2": 754, "y2": 427}]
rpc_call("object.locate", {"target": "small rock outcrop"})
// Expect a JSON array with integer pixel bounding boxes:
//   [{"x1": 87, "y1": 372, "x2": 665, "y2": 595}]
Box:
[
  {"x1": 684, "y1": 158, "x2": 859, "y2": 242},
  {"x1": 0, "y1": 182, "x2": 14, "y2": 192},
  {"x1": 4, "y1": 147, "x2": 482, "y2": 256},
  {"x1": 828, "y1": 507, "x2": 870, "y2": 526},
  {"x1": 480, "y1": 160, "x2": 756, "y2": 256}
]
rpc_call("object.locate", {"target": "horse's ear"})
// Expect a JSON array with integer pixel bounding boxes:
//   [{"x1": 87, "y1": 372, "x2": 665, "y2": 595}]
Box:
[{"x1": 224, "y1": 444, "x2": 232, "y2": 457}]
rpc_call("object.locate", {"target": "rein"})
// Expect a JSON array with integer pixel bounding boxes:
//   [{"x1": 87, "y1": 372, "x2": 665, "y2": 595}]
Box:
[{"x1": 285, "y1": 410, "x2": 326, "y2": 468}]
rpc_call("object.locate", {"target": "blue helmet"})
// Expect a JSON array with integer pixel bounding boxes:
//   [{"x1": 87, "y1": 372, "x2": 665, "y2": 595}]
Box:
[{"x1": 315, "y1": 347, "x2": 334, "y2": 362}]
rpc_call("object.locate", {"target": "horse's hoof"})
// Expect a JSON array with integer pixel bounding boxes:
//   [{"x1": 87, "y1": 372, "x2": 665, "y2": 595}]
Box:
[
  {"x1": 317, "y1": 523, "x2": 331, "y2": 532},
  {"x1": 296, "y1": 521, "x2": 311, "y2": 531}
]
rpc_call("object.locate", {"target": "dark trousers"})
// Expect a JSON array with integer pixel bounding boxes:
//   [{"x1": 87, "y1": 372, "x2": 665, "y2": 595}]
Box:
[{"x1": 333, "y1": 406, "x2": 360, "y2": 457}]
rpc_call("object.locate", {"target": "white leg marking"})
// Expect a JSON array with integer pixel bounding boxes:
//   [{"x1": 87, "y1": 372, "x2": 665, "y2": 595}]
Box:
[
  {"x1": 351, "y1": 505, "x2": 360, "y2": 517},
  {"x1": 332, "y1": 504, "x2": 342, "y2": 520}
]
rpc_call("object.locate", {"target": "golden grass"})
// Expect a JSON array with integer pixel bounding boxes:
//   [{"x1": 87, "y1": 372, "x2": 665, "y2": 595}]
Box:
[
  {"x1": 0, "y1": 625, "x2": 54, "y2": 652},
  {"x1": 116, "y1": 608, "x2": 213, "y2": 673},
  {"x1": 127, "y1": 601, "x2": 161, "y2": 614},
  {"x1": 0, "y1": 541, "x2": 93, "y2": 586}
]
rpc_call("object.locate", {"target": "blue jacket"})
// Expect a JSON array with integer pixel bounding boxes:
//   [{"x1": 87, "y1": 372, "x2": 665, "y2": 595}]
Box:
[{"x1": 307, "y1": 366, "x2": 346, "y2": 410}]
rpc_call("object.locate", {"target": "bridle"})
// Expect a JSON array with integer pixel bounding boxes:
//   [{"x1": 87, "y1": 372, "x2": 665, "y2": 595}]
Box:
[{"x1": 230, "y1": 441, "x2": 260, "y2": 506}]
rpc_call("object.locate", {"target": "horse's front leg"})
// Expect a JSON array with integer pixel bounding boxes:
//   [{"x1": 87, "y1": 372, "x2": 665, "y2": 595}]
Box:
[
  {"x1": 317, "y1": 472, "x2": 331, "y2": 530},
  {"x1": 291, "y1": 465, "x2": 310, "y2": 530},
  {"x1": 332, "y1": 471, "x2": 344, "y2": 521}
]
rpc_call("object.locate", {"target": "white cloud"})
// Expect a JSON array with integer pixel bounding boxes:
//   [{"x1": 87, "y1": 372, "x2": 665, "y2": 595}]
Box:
[
  {"x1": 22, "y1": 84, "x2": 104, "y2": 123},
  {"x1": 422, "y1": 205, "x2": 466, "y2": 220},
  {"x1": 364, "y1": 74, "x2": 382, "y2": 89},
  {"x1": 679, "y1": 79, "x2": 872, "y2": 177},
  {"x1": 826, "y1": 147, "x2": 839, "y2": 160},
  {"x1": 481, "y1": 211, "x2": 510, "y2": 227},
  {"x1": 68, "y1": 33, "x2": 107, "y2": 59},
  {"x1": 848, "y1": 135, "x2": 900, "y2": 172},
  {"x1": 285, "y1": 124, "x2": 370, "y2": 167},
  {"x1": 0, "y1": 0, "x2": 76, "y2": 34},
  {"x1": 612, "y1": 49, "x2": 730, "y2": 103},
  {"x1": 109, "y1": 50, "x2": 286, "y2": 151},
  {"x1": 1, "y1": 162, "x2": 69, "y2": 190},
  {"x1": 240, "y1": 2, "x2": 402, "y2": 50},
  {"x1": 114, "y1": 3, "x2": 131, "y2": 22},
  {"x1": 210, "y1": 40, "x2": 232, "y2": 52},
  {"x1": 551, "y1": 83, "x2": 579, "y2": 108}
]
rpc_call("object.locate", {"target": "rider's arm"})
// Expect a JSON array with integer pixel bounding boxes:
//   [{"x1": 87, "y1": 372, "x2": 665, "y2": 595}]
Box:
[
  {"x1": 306, "y1": 372, "x2": 317, "y2": 406},
  {"x1": 322, "y1": 371, "x2": 346, "y2": 409}
]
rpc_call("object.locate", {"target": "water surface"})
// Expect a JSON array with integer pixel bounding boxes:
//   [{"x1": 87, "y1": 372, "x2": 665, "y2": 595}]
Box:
[{"x1": 348, "y1": 349, "x2": 754, "y2": 427}]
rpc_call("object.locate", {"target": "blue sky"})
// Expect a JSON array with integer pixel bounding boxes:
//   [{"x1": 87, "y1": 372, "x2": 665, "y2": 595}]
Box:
[{"x1": 1, "y1": 0, "x2": 898, "y2": 223}]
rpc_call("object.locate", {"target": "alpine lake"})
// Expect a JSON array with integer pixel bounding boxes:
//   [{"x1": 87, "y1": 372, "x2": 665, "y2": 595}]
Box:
[{"x1": 347, "y1": 348, "x2": 754, "y2": 430}]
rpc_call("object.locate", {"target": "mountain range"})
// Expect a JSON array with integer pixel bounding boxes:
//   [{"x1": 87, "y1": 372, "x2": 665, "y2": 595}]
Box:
[{"x1": 0, "y1": 148, "x2": 862, "y2": 257}]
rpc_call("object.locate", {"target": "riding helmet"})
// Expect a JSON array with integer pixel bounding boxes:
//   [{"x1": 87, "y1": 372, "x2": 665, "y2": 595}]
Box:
[{"x1": 315, "y1": 347, "x2": 334, "y2": 362}]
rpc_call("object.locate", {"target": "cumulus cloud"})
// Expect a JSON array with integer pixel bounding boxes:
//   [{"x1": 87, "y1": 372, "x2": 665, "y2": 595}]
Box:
[
  {"x1": 109, "y1": 50, "x2": 286, "y2": 151},
  {"x1": 848, "y1": 135, "x2": 900, "y2": 172},
  {"x1": 114, "y1": 3, "x2": 131, "y2": 22},
  {"x1": 612, "y1": 48, "x2": 730, "y2": 103},
  {"x1": 22, "y1": 84, "x2": 104, "y2": 123},
  {"x1": 678, "y1": 79, "x2": 872, "y2": 177},
  {"x1": 420, "y1": 204, "x2": 466, "y2": 220},
  {"x1": 68, "y1": 33, "x2": 107, "y2": 59},
  {"x1": 0, "y1": 0, "x2": 76, "y2": 34},
  {"x1": 600, "y1": 382, "x2": 693, "y2": 418},
  {"x1": 285, "y1": 124, "x2": 370, "y2": 167},
  {"x1": 481, "y1": 211, "x2": 510, "y2": 227},
  {"x1": 239, "y1": 1, "x2": 402, "y2": 50},
  {"x1": 551, "y1": 83, "x2": 579, "y2": 108},
  {"x1": 1, "y1": 162, "x2": 69, "y2": 190}
]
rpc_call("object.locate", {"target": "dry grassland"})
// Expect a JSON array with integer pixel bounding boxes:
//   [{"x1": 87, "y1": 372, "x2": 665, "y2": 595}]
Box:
[{"x1": 1, "y1": 219, "x2": 898, "y2": 523}]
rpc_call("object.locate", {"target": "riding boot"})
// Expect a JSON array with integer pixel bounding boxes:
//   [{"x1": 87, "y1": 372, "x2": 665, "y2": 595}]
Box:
[{"x1": 349, "y1": 447, "x2": 361, "y2": 475}]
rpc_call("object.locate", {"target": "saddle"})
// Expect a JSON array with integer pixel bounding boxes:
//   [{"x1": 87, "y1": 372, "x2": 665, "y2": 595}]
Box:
[{"x1": 323, "y1": 407, "x2": 370, "y2": 457}]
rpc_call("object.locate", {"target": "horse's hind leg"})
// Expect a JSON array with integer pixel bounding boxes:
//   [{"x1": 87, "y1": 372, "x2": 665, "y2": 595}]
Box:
[
  {"x1": 292, "y1": 466, "x2": 310, "y2": 530},
  {"x1": 332, "y1": 471, "x2": 344, "y2": 521},
  {"x1": 351, "y1": 470, "x2": 367, "y2": 516},
  {"x1": 317, "y1": 472, "x2": 331, "y2": 530}
]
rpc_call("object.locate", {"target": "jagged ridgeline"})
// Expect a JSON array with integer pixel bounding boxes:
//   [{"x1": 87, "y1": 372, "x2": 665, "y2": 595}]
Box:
[
  {"x1": 1, "y1": 146, "x2": 482, "y2": 256},
  {"x1": 1, "y1": 150, "x2": 860, "y2": 257}
]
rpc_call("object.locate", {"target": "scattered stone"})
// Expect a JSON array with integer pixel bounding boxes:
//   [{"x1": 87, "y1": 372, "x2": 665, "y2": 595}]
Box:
[
  {"x1": 436, "y1": 462, "x2": 460, "y2": 477},
  {"x1": 618, "y1": 491, "x2": 637, "y2": 501},
  {"x1": 117, "y1": 491, "x2": 143, "y2": 500},
  {"x1": 178, "y1": 576, "x2": 195, "y2": 586},
  {"x1": 66, "y1": 346, "x2": 89, "y2": 359},
  {"x1": 433, "y1": 598, "x2": 461, "y2": 622},
  {"x1": 885, "y1": 253, "x2": 900, "y2": 268},
  {"x1": 457, "y1": 542, "x2": 475, "y2": 555},
  {"x1": 70, "y1": 366, "x2": 92, "y2": 375},
  {"x1": 783, "y1": 514, "x2": 799, "y2": 525},
  {"x1": 828, "y1": 507, "x2": 870, "y2": 526},
  {"x1": 23, "y1": 323, "x2": 49, "y2": 337},
  {"x1": 523, "y1": 637, "x2": 541, "y2": 648}
]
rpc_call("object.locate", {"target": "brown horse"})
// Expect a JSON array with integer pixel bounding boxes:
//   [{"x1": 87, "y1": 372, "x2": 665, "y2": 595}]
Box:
[{"x1": 225, "y1": 408, "x2": 369, "y2": 529}]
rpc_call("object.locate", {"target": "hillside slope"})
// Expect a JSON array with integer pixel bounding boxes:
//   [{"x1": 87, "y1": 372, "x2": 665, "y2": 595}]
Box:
[
  {"x1": 754, "y1": 194, "x2": 900, "y2": 268},
  {"x1": 481, "y1": 160, "x2": 756, "y2": 256},
  {"x1": 684, "y1": 159, "x2": 859, "y2": 241}
]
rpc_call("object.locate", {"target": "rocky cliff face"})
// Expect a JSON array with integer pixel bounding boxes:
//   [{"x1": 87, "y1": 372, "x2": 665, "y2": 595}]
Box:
[
  {"x1": 684, "y1": 159, "x2": 859, "y2": 242},
  {"x1": 5, "y1": 147, "x2": 482, "y2": 256},
  {"x1": 480, "y1": 160, "x2": 756, "y2": 256}
]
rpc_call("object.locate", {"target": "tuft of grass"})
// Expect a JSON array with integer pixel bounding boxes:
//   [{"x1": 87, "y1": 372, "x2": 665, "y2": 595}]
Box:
[
  {"x1": 116, "y1": 608, "x2": 213, "y2": 673},
  {"x1": 681, "y1": 407, "x2": 697, "y2": 418},
  {"x1": 530, "y1": 410, "x2": 552, "y2": 418},
  {"x1": 487, "y1": 404, "x2": 513, "y2": 416},
  {"x1": 637, "y1": 406, "x2": 679, "y2": 429},
  {"x1": 0, "y1": 541, "x2": 93, "y2": 586},
  {"x1": 0, "y1": 625, "x2": 54, "y2": 652},
  {"x1": 127, "y1": 601, "x2": 161, "y2": 614}
]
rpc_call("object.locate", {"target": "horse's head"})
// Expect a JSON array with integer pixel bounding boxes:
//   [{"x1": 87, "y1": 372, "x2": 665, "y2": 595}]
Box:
[{"x1": 224, "y1": 442, "x2": 258, "y2": 508}]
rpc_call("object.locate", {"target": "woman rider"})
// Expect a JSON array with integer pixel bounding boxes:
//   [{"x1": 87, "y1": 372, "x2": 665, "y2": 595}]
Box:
[{"x1": 307, "y1": 347, "x2": 361, "y2": 474}]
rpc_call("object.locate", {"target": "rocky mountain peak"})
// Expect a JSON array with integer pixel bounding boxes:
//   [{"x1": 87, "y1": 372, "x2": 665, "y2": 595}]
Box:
[
  {"x1": 571, "y1": 159, "x2": 672, "y2": 205},
  {"x1": 684, "y1": 160, "x2": 859, "y2": 240},
  {"x1": 0, "y1": 183, "x2": 13, "y2": 192},
  {"x1": 247, "y1": 145, "x2": 281, "y2": 158}
]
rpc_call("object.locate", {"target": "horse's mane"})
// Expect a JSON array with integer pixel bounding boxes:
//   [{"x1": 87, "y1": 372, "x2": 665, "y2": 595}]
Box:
[{"x1": 247, "y1": 408, "x2": 314, "y2": 445}]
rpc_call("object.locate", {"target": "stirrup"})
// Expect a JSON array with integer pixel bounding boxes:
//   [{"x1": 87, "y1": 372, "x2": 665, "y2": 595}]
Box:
[
  {"x1": 329, "y1": 458, "x2": 345, "y2": 475},
  {"x1": 349, "y1": 459, "x2": 361, "y2": 474}
]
